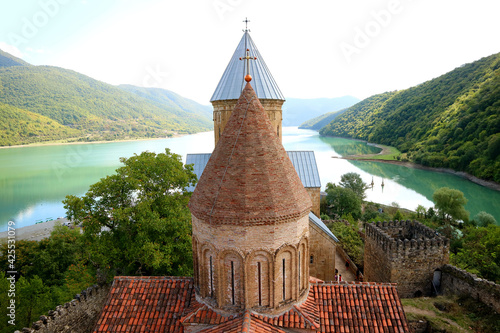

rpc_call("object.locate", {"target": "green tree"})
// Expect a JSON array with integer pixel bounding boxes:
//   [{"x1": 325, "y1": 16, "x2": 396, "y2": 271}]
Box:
[
  {"x1": 433, "y1": 187, "x2": 469, "y2": 223},
  {"x1": 63, "y1": 149, "x2": 197, "y2": 281},
  {"x1": 328, "y1": 222, "x2": 364, "y2": 266},
  {"x1": 451, "y1": 225, "x2": 500, "y2": 283},
  {"x1": 325, "y1": 183, "x2": 362, "y2": 220},
  {"x1": 474, "y1": 211, "x2": 497, "y2": 227},
  {"x1": 16, "y1": 276, "x2": 52, "y2": 328},
  {"x1": 338, "y1": 172, "x2": 368, "y2": 200},
  {"x1": 416, "y1": 205, "x2": 426, "y2": 219}
]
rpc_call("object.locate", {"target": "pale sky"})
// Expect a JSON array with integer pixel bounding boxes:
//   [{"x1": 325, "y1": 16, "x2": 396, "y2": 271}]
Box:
[{"x1": 1, "y1": 0, "x2": 499, "y2": 105}]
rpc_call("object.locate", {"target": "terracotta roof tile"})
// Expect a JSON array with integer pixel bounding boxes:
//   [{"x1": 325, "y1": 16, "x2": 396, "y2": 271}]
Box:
[
  {"x1": 313, "y1": 281, "x2": 410, "y2": 333},
  {"x1": 94, "y1": 277, "x2": 410, "y2": 333},
  {"x1": 93, "y1": 276, "x2": 194, "y2": 333}
]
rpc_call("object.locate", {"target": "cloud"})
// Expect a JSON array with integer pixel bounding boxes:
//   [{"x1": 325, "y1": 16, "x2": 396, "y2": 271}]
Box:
[{"x1": 0, "y1": 41, "x2": 24, "y2": 58}]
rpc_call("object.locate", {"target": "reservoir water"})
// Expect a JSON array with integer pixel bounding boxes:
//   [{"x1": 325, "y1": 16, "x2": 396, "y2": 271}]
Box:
[{"x1": 1, "y1": 127, "x2": 499, "y2": 231}]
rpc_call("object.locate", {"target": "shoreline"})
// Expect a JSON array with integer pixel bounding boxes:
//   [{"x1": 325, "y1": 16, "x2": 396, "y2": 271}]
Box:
[
  {"x1": 340, "y1": 156, "x2": 500, "y2": 192},
  {"x1": 322, "y1": 136, "x2": 500, "y2": 192},
  {"x1": 0, "y1": 133, "x2": 189, "y2": 150},
  {"x1": 0, "y1": 218, "x2": 70, "y2": 243}
]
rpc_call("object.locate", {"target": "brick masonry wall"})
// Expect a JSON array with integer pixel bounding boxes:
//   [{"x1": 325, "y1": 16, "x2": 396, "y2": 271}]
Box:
[
  {"x1": 306, "y1": 187, "x2": 320, "y2": 218},
  {"x1": 212, "y1": 99, "x2": 284, "y2": 146},
  {"x1": 364, "y1": 221, "x2": 449, "y2": 298},
  {"x1": 308, "y1": 221, "x2": 336, "y2": 282},
  {"x1": 15, "y1": 284, "x2": 110, "y2": 333},
  {"x1": 192, "y1": 214, "x2": 310, "y2": 315},
  {"x1": 441, "y1": 264, "x2": 500, "y2": 313}
]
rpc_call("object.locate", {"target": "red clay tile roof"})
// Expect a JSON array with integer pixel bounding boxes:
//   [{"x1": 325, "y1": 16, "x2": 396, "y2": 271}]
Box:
[
  {"x1": 93, "y1": 276, "x2": 194, "y2": 333},
  {"x1": 180, "y1": 304, "x2": 238, "y2": 326},
  {"x1": 313, "y1": 281, "x2": 410, "y2": 333},
  {"x1": 189, "y1": 82, "x2": 312, "y2": 225},
  {"x1": 94, "y1": 276, "x2": 410, "y2": 333},
  {"x1": 198, "y1": 311, "x2": 287, "y2": 333}
]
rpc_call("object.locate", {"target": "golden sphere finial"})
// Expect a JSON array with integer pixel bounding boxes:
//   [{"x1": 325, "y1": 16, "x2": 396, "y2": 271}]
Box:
[{"x1": 245, "y1": 74, "x2": 252, "y2": 82}]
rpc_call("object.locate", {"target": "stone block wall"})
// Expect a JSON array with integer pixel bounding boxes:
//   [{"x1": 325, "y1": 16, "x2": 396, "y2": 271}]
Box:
[
  {"x1": 15, "y1": 284, "x2": 110, "y2": 333},
  {"x1": 441, "y1": 264, "x2": 500, "y2": 313},
  {"x1": 309, "y1": 220, "x2": 336, "y2": 281},
  {"x1": 364, "y1": 220, "x2": 449, "y2": 298},
  {"x1": 305, "y1": 187, "x2": 320, "y2": 218},
  {"x1": 212, "y1": 99, "x2": 284, "y2": 145}
]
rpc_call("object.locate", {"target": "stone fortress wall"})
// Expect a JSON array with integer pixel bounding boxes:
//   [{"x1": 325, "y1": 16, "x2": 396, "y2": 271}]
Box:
[
  {"x1": 441, "y1": 264, "x2": 500, "y2": 313},
  {"x1": 364, "y1": 220, "x2": 449, "y2": 298},
  {"x1": 14, "y1": 284, "x2": 110, "y2": 333}
]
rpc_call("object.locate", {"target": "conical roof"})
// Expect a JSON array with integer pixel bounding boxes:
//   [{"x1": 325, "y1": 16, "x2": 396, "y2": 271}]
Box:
[
  {"x1": 190, "y1": 82, "x2": 311, "y2": 225},
  {"x1": 210, "y1": 31, "x2": 285, "y2": 102}
]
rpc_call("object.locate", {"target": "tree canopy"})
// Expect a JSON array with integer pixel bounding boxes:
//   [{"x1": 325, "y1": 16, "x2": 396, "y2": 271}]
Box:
[
  {"x1": 325, "y1": 182, "x2": 362, "y2": 220},
  {"x1": 451, "y1": 224, "x2": 500, "y2": 283},
  {"x1": 63, "y1": 148, "x2": 197, "y2": 281},
  {"x1": 338, "y1": 172, "x2": 369, "y2": 200},
  {"x1": 433, "y1": 187, "x2": 469, "y2": 223}
]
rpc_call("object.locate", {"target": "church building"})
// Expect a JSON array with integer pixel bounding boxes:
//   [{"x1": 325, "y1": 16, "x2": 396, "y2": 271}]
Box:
[
  {"x1": 93, "y1": 27, "x2": 410, "y2": 333},
  {"x1": 187, "y1": 28, "x2": 334, "y2": 281}
]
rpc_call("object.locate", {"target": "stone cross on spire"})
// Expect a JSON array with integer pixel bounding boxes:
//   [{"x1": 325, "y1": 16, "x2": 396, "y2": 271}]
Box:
[{"x1": 239, "y1": 48, "x2": 257, "y2": 82}]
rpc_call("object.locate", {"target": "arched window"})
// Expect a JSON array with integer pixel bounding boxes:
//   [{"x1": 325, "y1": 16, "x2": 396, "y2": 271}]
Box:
[
  {"x1": 222, "y1": 252, "x2": 243, "y2": 308},
  {"x1": 248, "y1": 252, "x2": 271, "y2": 308}
]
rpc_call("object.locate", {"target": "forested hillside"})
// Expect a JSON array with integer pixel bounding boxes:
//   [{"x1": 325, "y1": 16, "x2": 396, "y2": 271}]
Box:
[
  {"x1": 0, "y1": 50, "x2": 213, "y2": 146},
  {"x1": 0, "y1": 49, "x2": 30, "y2": 67},
  {"x1": 0, "y1": 102, "x2": 80, "y2": 146},
  {"x1": 118, "y1": 84, "x2": 212, "y2": 122},
  {"x1": 320, "y1": 52, "x2": 500, "y2": 183},
  {"x1": 299, "y1": 108, "x2": 347, "y2": 130}
]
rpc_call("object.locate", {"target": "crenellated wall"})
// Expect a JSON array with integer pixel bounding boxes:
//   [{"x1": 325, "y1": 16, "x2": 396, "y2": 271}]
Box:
[
  {"x1": 14, "y1": 284, "x2": 110, "y2": 333},
  {"x1": 364, "y1": 220, "x2": 449, "y2": 298},
  {"x1": 441, "y1": 264, "x2": 500, "y2": 313}
]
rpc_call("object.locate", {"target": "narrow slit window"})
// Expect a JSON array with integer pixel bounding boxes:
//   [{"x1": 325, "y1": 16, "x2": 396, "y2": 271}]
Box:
[
  {"x1": 209, "y1": 256, "x2": 214, "y2": 297},
  {"x1": 257, "y1": 262, "x2": 262, "y2": 306},
  {"x1": 298, "y1": 251, "x2": 301, "y2": 289},
  {"x1": 310, "y1": 255, "x2": 314, "y2": 264},
  {"x1": 282, "y1": 258, "x2": 286, "y2": 301},
  {"x1": 231, "y1": 261, "x2": 235, "y2": 305}
]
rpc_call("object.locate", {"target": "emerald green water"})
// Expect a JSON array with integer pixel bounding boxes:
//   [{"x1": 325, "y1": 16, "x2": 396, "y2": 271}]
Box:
[{"x1": 1, "y1": 127, "x2": 499, "y2": 231}]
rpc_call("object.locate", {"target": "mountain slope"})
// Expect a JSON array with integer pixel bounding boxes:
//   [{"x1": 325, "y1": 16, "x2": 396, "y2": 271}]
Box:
[
  {"x1": 0, "y1": 102, "x2": 79, "y2": 146},
  {"x1": 0, "y1": 49, "x2": 31, "y2": 67},
  {"x1": 299, "y1": 108, "x2": 348, "y2": 130},
  {"x1": 320, "y1": 52, "x2": 500, "y2": 183},
  {"x1": 0, "y1": 49, "x2": 213, "y2": 146},
  {"x1": 282, "y1": 96, "x2": 359, "y2": 126},
  {"x1": 118, "y1": 84, "x2": 212, "y2": 122}
]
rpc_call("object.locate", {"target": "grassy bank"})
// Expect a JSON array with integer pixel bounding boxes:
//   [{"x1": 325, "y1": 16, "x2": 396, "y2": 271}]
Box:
[{"x1": 402, "y1": 295, "x2": 500, "y2": 332}]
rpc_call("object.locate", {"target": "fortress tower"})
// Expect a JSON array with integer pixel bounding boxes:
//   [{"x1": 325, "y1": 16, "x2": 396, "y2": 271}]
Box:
[
  {"x1": 210, "y1": 29, "x2": 285, "y2": 145},
  {"x1": 189, "y1": 81, "x2": 312, "y2": 314},
  {"x1": 364, "y1": 220, "x2": 450, "y2": 298}
]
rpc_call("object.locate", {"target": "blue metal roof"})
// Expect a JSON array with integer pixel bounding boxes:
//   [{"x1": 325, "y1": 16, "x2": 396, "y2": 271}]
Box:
[
  {"x1": 286, "y1": 151, "x2": 321, "y2": 188},
  {"x1": 185, "y1": 153, "x2": 211, "y2": 192},
  {"x1": 309, "y1": 212, "x2": 339, "y2": 242},
  {"x1": 186, "y1": 151, "x2": 320, "y2": 190},
  {"x1": 210, "y1": 31, "x2": 285, "y2": 102}
]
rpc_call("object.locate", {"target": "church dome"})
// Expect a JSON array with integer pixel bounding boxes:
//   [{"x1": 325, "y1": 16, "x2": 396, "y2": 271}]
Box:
[{"x1": 190, "y1": 82, "x2": 311, "y2": 225}]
